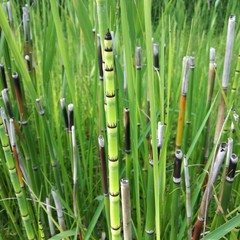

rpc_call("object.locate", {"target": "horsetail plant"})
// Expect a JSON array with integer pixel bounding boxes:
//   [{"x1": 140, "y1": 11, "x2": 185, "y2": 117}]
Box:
[
  {"x1": 0, "y1": 109, "x2": 35, "y2": 239},
  {"x1": 46, "y1": 196, "x2": 55, "y2": 237},
  {"x1": 104, "y1": 31, "x2": 121, "y2": 239},
  {"x1": 0, "y1": 64, "x2": 8, "y2": 89},
  {"x1": 230, "y1": 52, "x2": 240, "y2": 105},
  {"x1": 214, "y1": 15, "x2": 236, "y2": 144},
  {"x1": 60, "y1": 98, "x2": 68, "y2": 130}
]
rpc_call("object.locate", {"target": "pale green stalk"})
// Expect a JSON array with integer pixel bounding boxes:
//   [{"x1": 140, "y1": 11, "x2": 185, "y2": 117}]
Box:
[
  {"x1": 143, "y1": 1, "x2": 159, "y2": 238},
  {"x1": 46, "y1": 196, "x2": 55, "y2": 237}
]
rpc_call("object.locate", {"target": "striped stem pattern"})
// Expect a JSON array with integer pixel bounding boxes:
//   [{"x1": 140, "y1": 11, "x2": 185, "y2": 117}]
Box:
[{"x1": 104, "y1": 31, "x2": 121, "y2": 239}]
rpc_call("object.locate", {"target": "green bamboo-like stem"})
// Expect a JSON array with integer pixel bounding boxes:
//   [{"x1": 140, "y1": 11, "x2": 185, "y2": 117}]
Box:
[
  {"x1": 144, "y1": 144, "x2": 155, "y2": 240},
  {"x1": 22, "y1": 5, "x2": 31, "y2": 56},
  {"x1": 214, "y1": 15, "x2": 236, "y2": 144},
  {"x1": 143, "y1": 1, "x2": 160, "y2": 238},
  {"x1": 136, "y1": 46, "x2": 142, "y2": 111},
  {"x1": 104, "y1": 31, "x2": 120, "y2": 239},
  {"x1": 170, "y1": 150, "x2": 183, "y2": 240},
  {"x1": 124, "y1": 108, "x2": 131, "y2": 180},
  {"x1": 121, "y1": 179, "x2": 131, "y2": 240},
  {"x1": 0, "y1": 109, "x2": 35, "y2": 239},
  {"x1": 98, "y1": 135, "x2": 111, "y2": 240},
  {"x1": 182, "y1": 57, "x2": 194, "y2": 154},
  {"x1": 212, "y1": 153, "x2": 238, "y2": 229},
  {"x1": 96, "y1": 0, "x2": 109, "y2": 58},
  {"x1": 193, "y1": 142, "x2": 227, "y2": 240},
  {"x1": 176, "y1": 56, "x2": 191, "y2": 149}
]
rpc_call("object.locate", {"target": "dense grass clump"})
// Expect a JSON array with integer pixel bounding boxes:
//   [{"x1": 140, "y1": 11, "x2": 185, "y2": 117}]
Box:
[{"x1": 0, "y1": 0, "x2": 239, "y2": 239}]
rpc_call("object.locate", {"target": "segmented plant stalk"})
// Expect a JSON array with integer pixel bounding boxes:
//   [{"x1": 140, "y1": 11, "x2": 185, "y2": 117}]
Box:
[
  {"x1": 46, "y1": 196, "x2": 55, "y2": 237},
  {"x1": 144, "y1": 143, "x2": 155, "y2": 240},
  {"x1": 182, "y1": 57, "x2": 194, "y2": 154},
  {"x1": 2, "y1": 88, "x2": 14, "y2": 118},
  {"x1": 193, "y1": 142, "x2": 227, "y2": 240},
  {"x1": 213, "y1": 153, "x2": 238, "y2": 228},
  {"x1": 183, "y1": 156, "x2": 192, "y2": 240},
  {"x1": 124, "y1": 108, "x2": 131, "y2": 180},
  {"x1": 121, "y1": 179, "x2": 131, "y2": 240},
  {"x1": 96, "y1": 0, "x2": 109, "y2": 57},
  {"x1": 104, "y1": 31, "x2": 120, "y2": 239},
  {"x1": 52, "y1": 190, "x2": 66, "y2": 231},
  {"x1": 170, "y1": 150, "x2": 183, "y2": 240},
  {"x1": 176, "y1": 56, "x2": 191, "y2": 149},
  {"x1": 98, "y1": 135, "x2": 111, "y2": 239},
  {"x1": 214, "y1": 15, "x2": 236, "y2": 144},
  {"x1": 0, "y1": 109, "x2": 35, "y2": 239}
]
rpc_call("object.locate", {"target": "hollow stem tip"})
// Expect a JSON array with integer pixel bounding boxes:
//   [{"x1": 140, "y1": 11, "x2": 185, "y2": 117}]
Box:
[
  {"x1": 226, "y1": 153, "x2": 238, "y2": 182},
  {"x1": 153, "y1": 43, "x2": 159, "y2": 71}
]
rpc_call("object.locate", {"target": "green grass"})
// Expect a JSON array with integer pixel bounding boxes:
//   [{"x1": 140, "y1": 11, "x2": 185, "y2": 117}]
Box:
[{"x1": 0, "y1": 0, "x2": 239, "y2": 239}]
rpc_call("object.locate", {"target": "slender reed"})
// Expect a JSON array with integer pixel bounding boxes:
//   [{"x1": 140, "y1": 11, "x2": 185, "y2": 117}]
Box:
[
  {"x1": 22, "y1": 5, "x2": 30, "y2": 55},
  {"x1": 6, "y1": 1, "x2": 14, "y2": 33},
  {"x1": 193, "y1": 142, "x2": 227, "y2": 240},
  {"x1": 121, "y1": 179, "x2": 131, "y2": 240},
  {"x1": 60, "y1": 98, "x2": 68, "y2": 130},
  {"x1": 183, "y1": 156, "x2": 192, "y2": 240},
  {"x1": 170, "y1": 150, "x2": 183, "y2": 240},
  {"x1": 176, "y1": 56, "x2": 191, "y2": 149},
  {"x1": 230, "y1": 52, "x2": 240, "y2": 104},
  {"x1": 104, "y1": 31, "x2": 120, "y2": 239},
  {"x1": 214, "y1": 15, "x2": 236, "y2": 144},
  {"x1": 136, "y1": 46, "x2": 142, "y2": 109},
  {"x1": 0, "y1": 64, "x2": 8, "y2": 89},
  {"x1": 143, "y1": 1, "x2": 160, "y2": 238}
]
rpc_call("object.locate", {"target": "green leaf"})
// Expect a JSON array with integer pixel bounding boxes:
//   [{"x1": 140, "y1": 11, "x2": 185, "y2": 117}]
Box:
[{"x1": 205, "y1": 214, "x2": 240, "y2": 240}]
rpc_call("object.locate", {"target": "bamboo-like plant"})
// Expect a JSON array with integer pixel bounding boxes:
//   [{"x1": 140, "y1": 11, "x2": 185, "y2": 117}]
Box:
[{"x1": 104, "y1": 31, "x2": 121, "y2": 239}]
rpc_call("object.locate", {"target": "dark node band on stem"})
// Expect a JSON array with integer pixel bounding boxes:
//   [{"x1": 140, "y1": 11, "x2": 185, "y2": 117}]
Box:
[
  {"x1": 109, "y1": 192, "x2": 119, "y2": 197},
  {"x1": 108, "y1": 157, "x2": 118, "y2": 162},
  {"x1": 106, "y1": 92, "x2": 115, "y2": 98},
  {"x1": 0, "y1": 64, "x2": 7, "y2": 89},
  {"x1": 2, "y1": 89, "x2": 14, "y2": 118},
  {"x1": 107, "y1": 123, "x2": 117, "y2": 129},
  {"x1": 145, "y1": 229, "x2": 155, "y2": 235},
  {"x1": 105, "y1": 30, "x2": 112, "y2": 41},
  {"x1": 111, "y1": 225, "x2": 121, "y2": 231}
]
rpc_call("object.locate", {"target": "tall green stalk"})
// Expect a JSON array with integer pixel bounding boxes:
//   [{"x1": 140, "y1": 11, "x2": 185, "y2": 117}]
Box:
[
  {"x1": 104, "y1": 31, "x2": 121, "y2": 239},
  {"x1": 143, "y1": 1, "x2": 159, "y2": 238}
]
